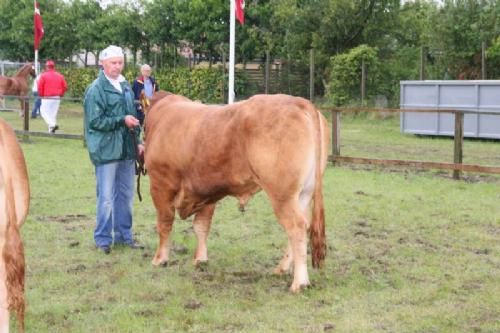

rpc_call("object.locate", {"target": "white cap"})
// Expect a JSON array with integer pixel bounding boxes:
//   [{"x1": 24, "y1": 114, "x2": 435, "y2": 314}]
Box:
[{"x1": 99, "y1": 45, "x2": 124, "y2": 61}]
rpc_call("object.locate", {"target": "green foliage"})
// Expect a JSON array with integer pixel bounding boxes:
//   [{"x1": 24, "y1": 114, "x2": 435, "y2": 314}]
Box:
[
  {"x1": 486, "y1": 36, "x2": 500, "y2": 78},
  {"x1": 327, "y1": 44, "x2": 380, "y2": 106},
  {"x1": 155, "y1": 67, "x2": 226, "y2": 103},
  {"x1": 58, "y1": 67, "x2": 99, "y2": 99}
]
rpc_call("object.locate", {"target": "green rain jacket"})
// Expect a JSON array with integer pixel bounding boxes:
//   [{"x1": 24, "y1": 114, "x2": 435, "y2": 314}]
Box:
[{"x1": 84, "y1": 70, "x2": 141, "y2": 166}]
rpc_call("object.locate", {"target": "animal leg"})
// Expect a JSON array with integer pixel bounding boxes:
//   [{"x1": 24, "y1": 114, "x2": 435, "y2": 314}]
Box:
[
  {"x1": 192, "y1": 204, "x2": 216, "y2": 265},
  {"x1": 0, "y1": 181, "x2": 9, "y2": 333},
  {"x1": 18, "y1": 98, "x2": 25, "y2": 117},
  {"x1": 274, "y1": 242, "x2": 293, "y2": 275},
  {"x1": 275, "y1": 186, "x2": 314, "y2": 275},
  {"x1": 271, "y1": 198, "x2": 310, "y2": 292},
  {"x1": 0, "y1": 262, "x2": 9, "y2": 333},
  {"x1": 151, "y1": 187, "x2": 176, "y2": 267}
]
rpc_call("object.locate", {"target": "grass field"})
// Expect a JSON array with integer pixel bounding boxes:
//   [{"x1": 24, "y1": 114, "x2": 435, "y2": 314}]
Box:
[{"x1": 1, "y1": 109, "x2": 499, "y2": 332}]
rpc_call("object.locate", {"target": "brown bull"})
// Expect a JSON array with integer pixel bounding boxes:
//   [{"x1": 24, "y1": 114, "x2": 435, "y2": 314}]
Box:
[
  {"x1": 0, "y1": 119, "x2": 29, "y2": 332},
  {"x1": 145, "y1": 93, "x2": 329, "y2": 292}
]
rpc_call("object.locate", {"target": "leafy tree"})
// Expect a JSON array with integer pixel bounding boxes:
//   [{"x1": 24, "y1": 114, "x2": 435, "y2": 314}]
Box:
[
  {"x1": 326, "y1": 44, "x2": 379, "y2": 106},
  {"x1": 0, "y1": 0, "x2": 37, "y2": 61}
]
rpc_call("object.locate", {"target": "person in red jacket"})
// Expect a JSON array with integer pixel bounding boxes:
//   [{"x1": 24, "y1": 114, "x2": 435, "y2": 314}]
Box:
[{"x1": 38, "y1": 60, "x2": 67, "y2": 133}]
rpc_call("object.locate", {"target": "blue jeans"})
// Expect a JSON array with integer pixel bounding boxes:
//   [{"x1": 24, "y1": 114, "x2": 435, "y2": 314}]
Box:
[
  {"x1": 31, "y1": 92, "x2": 41, "y2": 118},
  {"x1": 94, "y1": 160, "x2": 135, "y2": 247}
]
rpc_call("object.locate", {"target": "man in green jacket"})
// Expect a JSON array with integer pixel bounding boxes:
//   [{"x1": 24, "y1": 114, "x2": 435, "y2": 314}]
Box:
[{"x1": 84, "y1": 45, "x2": 144, "y2": 254}]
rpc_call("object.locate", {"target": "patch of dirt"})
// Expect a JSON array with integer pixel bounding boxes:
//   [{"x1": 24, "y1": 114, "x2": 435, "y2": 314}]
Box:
[
  {"x1": 67, "y1": 264, "x2": 86, "y2": 274},
  {"x1": 337, "y1": 163, "x2": 500, "y2": 184},
  {"x1": 324, "y1": 323, "x2": 335, "y2": 331},
  {"x1": 68, "y1": 241, "x2": 80, "y2": 248},
  {"x1": 134, "y1": 309, "x2": 154, "y2": 317},
  {"x1": 228, "y1": 270, "x2": 264, "y2": 284},
  {"x1": 184, "y1": 299, "x2": 202, "y2": 310},
  {"x1": 36, "y1": 214, "x2": 91, "y2": 223}
]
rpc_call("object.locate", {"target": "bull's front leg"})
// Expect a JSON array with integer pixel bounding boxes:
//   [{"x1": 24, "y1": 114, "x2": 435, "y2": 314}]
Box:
[
  {"x1": 193, "y1": 204, "x2": 216, "y2": 265},
  {"x1": 152, "y1": 206, "x2": 175, "y2": 266},
  {"x1": 274, "y1": 242, "x2": 293, "y2": 275},
  {"x1": 151, "y1": 185, "x2": 176, "y2": 266}
]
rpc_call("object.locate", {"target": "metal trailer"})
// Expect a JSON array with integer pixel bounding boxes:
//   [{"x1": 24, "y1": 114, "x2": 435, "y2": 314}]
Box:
[{"x1": 400, "y1": 80, "x2": 500, "y2": 139}]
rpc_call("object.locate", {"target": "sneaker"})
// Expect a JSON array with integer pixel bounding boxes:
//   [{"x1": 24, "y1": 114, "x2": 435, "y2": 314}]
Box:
[{"x1": 96, "y1": 245, "x2": 111, "y2": 254}]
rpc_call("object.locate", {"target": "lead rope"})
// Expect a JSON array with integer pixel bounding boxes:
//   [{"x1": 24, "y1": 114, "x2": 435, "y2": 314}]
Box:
[{"x1": 130, "y1": 128, "x2": 147, "y2": 202}]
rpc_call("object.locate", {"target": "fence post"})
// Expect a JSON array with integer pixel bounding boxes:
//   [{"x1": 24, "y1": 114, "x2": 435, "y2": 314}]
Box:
[
  {"x1": 420, "y1": 46, "x2": 426, "y2": 80},
  {"x1": 361, "y1": 60, "x2": 366, "y2": 105},
  {"x1": 309, "y1": 49, "x2": 314, "y2": 101},
  {"x1": 453, "y1": 111, "x2": 464, "y2": 180},
  {"x1": 482, "y1": 41, "x2": 486, "y2": 80},
  {"x1": 265, "y1": 50, "x2": 270, "y2": 94},
  {"x1": 331, "y1": 110, "x2": 340, "y2": 164},
  {"x1": 23, "y1": 97, "x2": 30, "y2": 142}
]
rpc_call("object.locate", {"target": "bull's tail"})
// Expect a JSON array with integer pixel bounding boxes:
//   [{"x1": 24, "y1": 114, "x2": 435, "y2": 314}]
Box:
[
  {"x1": 3, "y1": 178, "x2": 25, "y2": 333},
  {"x1": 310, "y1": 107, "x2": 326, "y2": 269}
]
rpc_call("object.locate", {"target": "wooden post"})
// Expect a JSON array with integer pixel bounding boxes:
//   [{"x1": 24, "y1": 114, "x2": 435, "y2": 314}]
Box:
[
  {"x1": 420, "y1": 46, "x2": 425, "y2": 80},
  {"x1": 309, "y1": 49, "x2": 314, "y2": 101},
  {"x1": 23, "y1": 97, "x2": 29, "y2": 142},
  {"x1": 265, "y1": 50, "x2": 270, "y2": 94},
  {"x1": 331, "y1": 111, "x2": 340, "y2": 165},
  {"x1": 453, "y1": 111, "x2": 464, "y2": 179},
  {"x1": 482, "y1": 41, "x2": 486, "y2": 80},
  {"x1": 361, "y1": 60, "x2": 366, "y2": 105}
]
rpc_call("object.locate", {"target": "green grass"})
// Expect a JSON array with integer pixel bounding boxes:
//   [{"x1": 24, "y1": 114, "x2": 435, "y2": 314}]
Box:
[{"x1": 1, "y1": 112, "x2": 499, "y2": 332}]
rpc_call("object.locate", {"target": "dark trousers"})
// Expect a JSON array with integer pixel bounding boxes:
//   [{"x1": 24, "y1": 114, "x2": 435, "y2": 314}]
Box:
[{"x1": 31, "y1": 92, "x2": 41, "y2": 118}]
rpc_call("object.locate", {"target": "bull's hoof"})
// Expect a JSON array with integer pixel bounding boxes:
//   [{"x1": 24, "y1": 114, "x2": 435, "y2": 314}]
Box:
[
  {"x1": 273, "y1": 265, "x2": 291, "y2": 275},
  {"x1": 152, "y1": 257, "x2": 168, "y2": 267},
  {"x1": 289, "y1": 282, "x2": 310, "y2": 293},
  {"x1": 194, "y1": 260, "x2": 209, "y2": 271}
]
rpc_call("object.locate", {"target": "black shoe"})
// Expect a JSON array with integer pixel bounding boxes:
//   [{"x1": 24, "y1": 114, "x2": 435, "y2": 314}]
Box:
[
  {"x1": 50, "y1": 125, "x2": 59, "y2": 133},
  {"x1": 97, "y1": 245, "x2": 111, "y2": 254},
  {"x1": 126, "y1": 240, "x2": 145, "y2": 250}
]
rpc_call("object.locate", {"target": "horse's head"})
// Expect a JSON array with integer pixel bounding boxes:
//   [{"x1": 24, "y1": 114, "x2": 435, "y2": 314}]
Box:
[
  {"x1": 16, "y1": 63, "x2": 35, "y2": 78},
  {"x1": 29, "y1": 64, "x2": 36, "y2": 78}
]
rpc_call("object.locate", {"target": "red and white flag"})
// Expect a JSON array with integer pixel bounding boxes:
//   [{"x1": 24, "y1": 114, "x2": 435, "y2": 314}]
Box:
[
  {"x1": 235, "y1": 0, "x2": 245, "y2": 25},
  {"x1": 34, "y1": 1, "x2": 44, "y2": 50}
]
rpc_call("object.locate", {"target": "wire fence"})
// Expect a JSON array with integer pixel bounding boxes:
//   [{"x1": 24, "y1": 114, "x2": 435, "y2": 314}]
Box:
[{"x1": 0, "y1": 95, "x2": 85, "y2": 139}]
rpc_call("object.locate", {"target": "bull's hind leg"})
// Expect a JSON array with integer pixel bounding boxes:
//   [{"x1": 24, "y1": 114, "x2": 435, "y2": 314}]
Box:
[
  {"x1": 151, "y1": 185, "x2": 176, "y2": 266},
  {"x1": 192, "y1": 204, "x2": 216, "y2": 265},
  {"x1": 271, "y1": 198, "x2": 310, "y2": 293},
  {"x1": 274, "y1": 188, "x2": 314, "y2": 276}
]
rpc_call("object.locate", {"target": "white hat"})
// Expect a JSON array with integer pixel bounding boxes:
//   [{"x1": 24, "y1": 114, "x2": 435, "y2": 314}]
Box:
[{"x1": 99, "y1": 45, "x2": 124, "y2": 61}]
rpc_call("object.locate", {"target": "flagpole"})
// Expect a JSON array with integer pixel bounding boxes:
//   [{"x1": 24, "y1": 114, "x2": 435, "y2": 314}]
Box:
[
  {"x1": 34, "y1": 0, "x2": 39, "y2": 75},
  {"x1": 228, "y1": 0, "x2": 236, "y2": 104}
]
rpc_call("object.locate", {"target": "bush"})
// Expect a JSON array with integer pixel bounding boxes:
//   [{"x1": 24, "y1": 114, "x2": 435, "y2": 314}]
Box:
[
  {"x1": 59, "y1": 66, "x2": 246, "y2": 104},
  {"x1": 326, "y1": 45, "x2": 380, "y2": 106}
]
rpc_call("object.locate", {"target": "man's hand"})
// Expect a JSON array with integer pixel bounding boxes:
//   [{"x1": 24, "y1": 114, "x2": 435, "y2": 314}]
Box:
[
  {"x1": 124, "y1": 115, "x2": 140, "y2": 129},
  {"x1": 137, "y1": 144, "x2": 145, "y2": 159}
]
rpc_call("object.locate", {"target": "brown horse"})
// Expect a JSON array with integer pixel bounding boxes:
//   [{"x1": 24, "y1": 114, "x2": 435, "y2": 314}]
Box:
[{"x1": 0, "y1": 63, "x2": 36, "y2": 115}]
